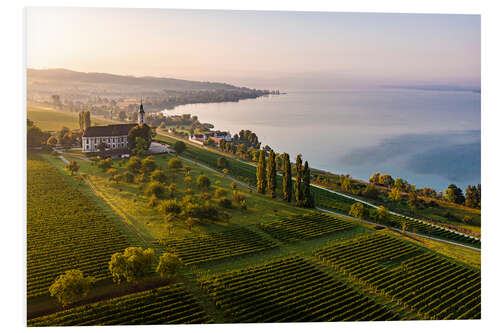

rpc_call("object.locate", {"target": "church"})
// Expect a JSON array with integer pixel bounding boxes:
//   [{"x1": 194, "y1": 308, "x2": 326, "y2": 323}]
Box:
[{"x1": 82, "y1": 100, "x2": 146, "y2": 154}]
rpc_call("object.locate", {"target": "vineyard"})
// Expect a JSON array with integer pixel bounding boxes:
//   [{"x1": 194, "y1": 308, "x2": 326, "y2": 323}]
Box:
[
  {"x1": 27, "y1": 155, "x2": 132, "y2": 298},
  {"x1": 28, "y1": 284, "x2": 212, "y2": 326},
  {"x1": 258, "y1": 212, "x2": 354, "y2": 242},
  {"x1": 313, "y1": 188, "x2": 480, "y2": 247},
  {"x1": 199, "y1": 256, "x2": 399, "y2": 322},
  {"x1": 315, "y1": 233, "x2": 481, "y2": 319},
  {"x1": 154, "y1": 227, "x2": 277, "y2": 265}
]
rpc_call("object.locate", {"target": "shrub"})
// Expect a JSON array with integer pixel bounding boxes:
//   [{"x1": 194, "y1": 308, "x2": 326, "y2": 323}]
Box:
[
  {"x1": 159, "y1": 199, "x2": 182, "y2": 215},
  {"x1": 219, "y1": 198, "x2": 232, "y2": 208},
  {"x1": 146, "y1": 181, "x2": 165, "y2": 198},
  {"x1": 151, "y1": 169, "x2": 167, "y2": 183},
  {"x1": 185, "y1": 188, "x2": 194, "y2": 196},
  {"x1": 184, "y1": 176, "x2": 192, "y2": 184},
  {"x1": 215, "y1": 188, "x2": 227, "y2": 198},
  {"x1": 197, "y1": 174, "x2": 211, "y2": 190},
  {"x1": 168, "y1": 157, "x2": 183, "y2": 169}
]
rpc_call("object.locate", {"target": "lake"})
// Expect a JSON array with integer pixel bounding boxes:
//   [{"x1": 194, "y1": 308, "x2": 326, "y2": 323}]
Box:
[{"x1": 163, "y1": 88, "x2": 480, "y2": 191}]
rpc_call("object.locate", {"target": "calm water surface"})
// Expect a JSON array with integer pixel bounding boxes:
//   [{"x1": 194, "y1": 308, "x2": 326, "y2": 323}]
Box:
[{"x1": 163, "y1": 89, "x2": 480, "y2": 191}]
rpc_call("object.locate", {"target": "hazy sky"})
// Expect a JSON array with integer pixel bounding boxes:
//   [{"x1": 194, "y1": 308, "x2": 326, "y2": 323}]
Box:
[{"x1": 27, "y1": 7, "x2": 480, "y2": 89}]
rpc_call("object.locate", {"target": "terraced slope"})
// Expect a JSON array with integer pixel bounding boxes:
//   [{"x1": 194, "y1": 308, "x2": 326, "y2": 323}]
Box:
[
  {"x1": 28, "y1": 284, "x2": 212, "y2": 326},
  {"x1": 199, "y1": 256, "x2": 399, "y2": 322},
  {"x1": 315, "y1": 233, "x2": 481, "y2": 319}
]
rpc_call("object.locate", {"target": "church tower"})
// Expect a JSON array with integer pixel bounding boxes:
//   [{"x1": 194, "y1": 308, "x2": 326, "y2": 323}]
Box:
[{"x1": 138, "y1": 98, "x2": 145, "y2": 125}]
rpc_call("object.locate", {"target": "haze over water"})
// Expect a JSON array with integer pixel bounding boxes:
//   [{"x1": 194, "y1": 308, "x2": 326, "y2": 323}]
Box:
[{"x1": 164, "y1": 88, "x2": 480, "y2": 191}]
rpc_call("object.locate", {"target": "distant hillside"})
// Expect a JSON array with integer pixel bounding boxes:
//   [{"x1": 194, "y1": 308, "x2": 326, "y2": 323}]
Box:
[{"x1": 27, "y1": 68, "x2": 248, "y2": 92}]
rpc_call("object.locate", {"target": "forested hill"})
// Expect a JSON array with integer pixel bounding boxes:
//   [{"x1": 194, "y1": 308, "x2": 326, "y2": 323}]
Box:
[{"x1": 28, "y1": 68, "x2": 253, "y2": 92}]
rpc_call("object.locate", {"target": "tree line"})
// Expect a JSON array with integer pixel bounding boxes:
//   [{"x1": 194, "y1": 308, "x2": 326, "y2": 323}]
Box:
[{"x1": 256, "y1": 150, "x2": 314, "y2": 208}]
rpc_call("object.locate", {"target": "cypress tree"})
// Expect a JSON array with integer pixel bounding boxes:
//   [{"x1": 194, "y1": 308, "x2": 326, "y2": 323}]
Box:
[
  {"x1": 303, "y1": 161, "x2": 315, "y2": 208},
  {"x1": 84, "y1": 111, "x2": 91, "y2": 130},
  {"x1": 282, "y1": 153, "x2": 292, "y2": 202},
  {"x1": 256, "y1": 150, "x2": 266, "y2": 194},
  {"x1": 294, "y1": 154, "x2": 303, "y2": 206},
  {"x1": 266, "y1": 150, "x2": 277, "y2": 198}
]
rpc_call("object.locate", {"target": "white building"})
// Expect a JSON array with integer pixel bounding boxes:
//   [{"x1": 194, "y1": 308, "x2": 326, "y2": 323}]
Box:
[{"x1": 82, "y1": 100, "x2": 145, "y2": 153}]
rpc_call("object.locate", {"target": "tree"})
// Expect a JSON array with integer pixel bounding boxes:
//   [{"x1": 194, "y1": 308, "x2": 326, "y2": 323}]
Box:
[
  {"x1": 465, "y1": 185, "x2": 480, "y2": 208},
  {"x1": 168, "y1": 183, "x2": 177, "y2": 198},
  {"x1": 217, "y1": 157, "x2": 229, "y2": 169},
  {"x1": 49, "y1": 270, "x2": 95, "y2": 307},
  {"x1": 302, "y1": 161, "x2": 314, "y2": 208},
  {"x1": 197, "y1": 174, "x2": 211, "y2": 191},
  {"x1": 256, "y1": 150, "x2": 266, "y2": 194},
  {"x1": 362, "y1": 184, "x2": 379, "y2": 199},
  {"x1": 349, "y1": 202, "x2": 365, "y2": 219},
  {"x1": 97, "y1": 142, "x2": 108, "y2": 157},
  {"x1": 118, "y1": 110, "x2": 127, "y2": 121},
  {"x1": 108, "y1": 247, "x2": 155, "y2": 284},
  {"x1": 215, "y1": 188, "x2": 227, "y2": 198},
  {"x1": 126, "y1": 156, "x2": 142, "y2": 174},
  {"x1": 407, "y1": 190, "x2": 419, "y2": 212},
  {"x1": 378, "y1": 174, "x2": 394, "y2": 188},
  {"x1": 141, "y1": 156, "x2": 157, "y2": 174},
  {"x1": 156, "y1": 253, "x2": 183, "y2": 279},
  {"x1": 341, "y1": 177, "x2": 352, "y2": 193},
  {"x1": 445, "y1": 184, "x2": 465, "y2": 205},
  {"x1": 27, "y1": 122, "x2": 47, "y2": 147},
  {"x1": 266, "y1": 150, "x2": 277, "y2": 198},
  {"x1": 132, "y1": 137, "x2": 149, "y2": 157},
  {"x1": 282, "y1": 153, "x2": 292, "y2": 202},
  {"x1": 97, "y1": 158, "x2": 112, "y2": 171},
  {"x1": 374, "y1": 206, "x2": 389, "y2": 223},
  {"x1": 146, "y1": 181, "x2": 165, "y2": 198},
  {"x1": 174, "y1": 141, "x2": 186, "y2": 154},
  {"x1": 294, "y1": 154, "x2": 304, "y2": 206},
  {"x1": 369, "y1": 172, "x2": 380, "y2": 184},
  {"x1": 159, "y1": 199, "x2": 182, "y2": 215},
  {"x1": 128, "y1": 124, "x2": 153, "y2": 151},
  {"x1": 151, "y1": 169, "x2": 167, "y2": 183},
  {"x1": 168, "y1": 157, "x2": 183, "y2": 169},
  {"x1": 67, "y1": 160, "x2": 79, "y2": 175},
  {"x1": 388, "y1": 187, "x2": 401, "y2": 202},
  {"x1": 47, "y1": 136, "x2": 58, "y2": 147}
]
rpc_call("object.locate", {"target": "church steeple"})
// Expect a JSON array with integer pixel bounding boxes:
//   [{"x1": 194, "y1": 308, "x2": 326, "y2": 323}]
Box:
[{"x1": 138, "y1": 97, "x2": 145, "y2": 125}]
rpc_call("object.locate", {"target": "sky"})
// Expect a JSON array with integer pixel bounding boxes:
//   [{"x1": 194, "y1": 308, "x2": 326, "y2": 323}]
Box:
[{"x1": 26, "y1": 7, "x2": 480, "y2": 89}]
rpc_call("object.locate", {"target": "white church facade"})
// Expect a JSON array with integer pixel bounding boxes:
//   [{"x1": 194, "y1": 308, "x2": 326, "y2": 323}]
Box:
[{"x1": 82, "y1": 100, "x2": 146, "y2": 154}]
